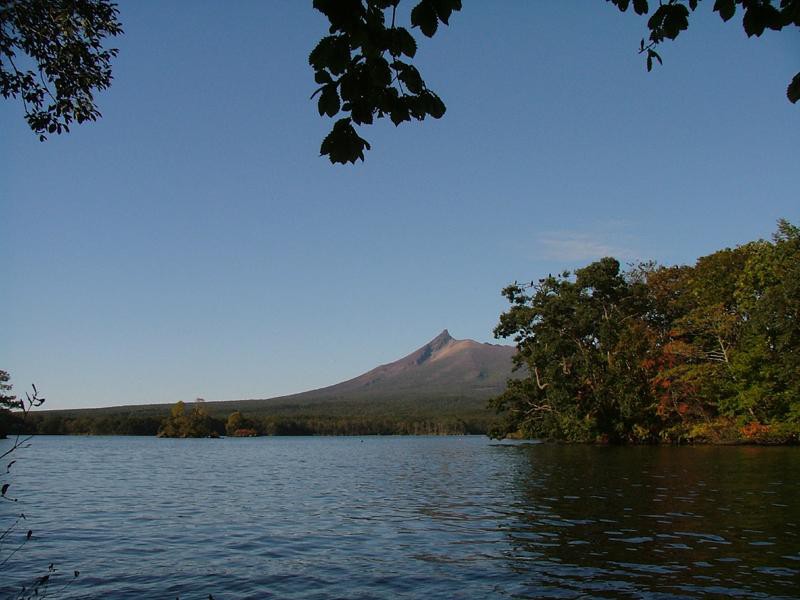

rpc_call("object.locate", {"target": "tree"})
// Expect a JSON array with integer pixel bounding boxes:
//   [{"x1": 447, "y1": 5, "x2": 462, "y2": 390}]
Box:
[
  {"x1": 0, "y1": 0, "x2": 123, "y2": 140},
  {"x1": 492, "y1": 221, "x2": 800, "y2": 444},
  {"x1": 4, "y1": 2, "x2": 796, "y2": 162},
  {"x1": 157, "y1": 399, "x2": 221, "y2": 438},
  {"x1": 729, "y1": 220, "x2": 800, "y2": 424},
  {"x1": 0, "y1": 369, "x2": 18, "y2": 438},
  {"x1": 224, "y1": 411, "x2": 258, "y2": 437},
  {"x1": 312, "y1": 0, "x2": 800, "y2": 163},
  {"x1": 492, "y1": 258, "x2": 658, "y2": 443}
]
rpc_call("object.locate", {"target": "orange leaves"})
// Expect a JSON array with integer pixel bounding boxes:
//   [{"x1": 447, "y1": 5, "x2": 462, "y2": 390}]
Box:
[{"x1": 741, "y1": 421, "x2": 771, "y2": 439}]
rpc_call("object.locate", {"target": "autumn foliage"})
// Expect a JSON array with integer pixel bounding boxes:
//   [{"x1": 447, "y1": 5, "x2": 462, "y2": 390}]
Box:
[{"x1": 492, "y1": 221, "x2": 800, "y2": 444}]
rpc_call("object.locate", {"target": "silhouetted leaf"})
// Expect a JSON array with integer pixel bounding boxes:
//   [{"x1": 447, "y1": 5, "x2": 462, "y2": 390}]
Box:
[
  {"x1": 320, "y1": 118, "x2": 371, "y2": 164},
  {"x1": 1, "y1": 483, "x2": 8, "y2": 496},
  {"x1": 368, "y1": 57, "x2": 392, "y2": 87},
  {"x1": 423, "y1": 91, "x2": 446, "y2": 118},
  {"x1": 647, "y1": 48, "x2": 662, "y2": 70},
  {"x1": 788, "y1": 72, "x2": 800, "y2": 103},
  {"x1": 411, "y1": 1, "x2": 438, "y2": 37},
  {"x1": 662, "y1": 4, "x2": 689, "y2": 39},
  {"x1": 397, "y1": 63, "x2": 424, "y2": 94},
  {"x1": 743, "y1": 6, "x2": 766, "y2": 36},
  {"x1": 713, "y1": 0, "x2": 736, "y2": 21},
  {"x1": 309, "y1": 35, "x2": 351, "y2": 74},
  {"x1": 318, "y1": 84, "x2": 341, "y2": 117},
  {"x1": 314, "y1": 70, "x2": 333, "y2": 85},
  {"x1": 633, "y1": 0, "x2": 648, "y2": 15},
  {"x1": 396, "y1": 28, "x2": 417, "y2": 58},
  {"x1": 432, "y1": 0, "x2": 453, "y2": 25}
]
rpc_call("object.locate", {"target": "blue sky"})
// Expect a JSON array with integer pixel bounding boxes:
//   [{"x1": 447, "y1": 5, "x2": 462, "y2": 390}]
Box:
[{"x1": 2, "y1": 2, "x2": 797, "y2": 409}]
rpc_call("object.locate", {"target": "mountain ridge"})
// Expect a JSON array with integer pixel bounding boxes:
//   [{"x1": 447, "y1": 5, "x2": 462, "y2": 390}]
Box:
[
  {"x1": 36, "y1": 330, "x2": 517, "y2": 418},
  {"x1": 268, "y1": 329, "x2": 516, "y2": 403}
]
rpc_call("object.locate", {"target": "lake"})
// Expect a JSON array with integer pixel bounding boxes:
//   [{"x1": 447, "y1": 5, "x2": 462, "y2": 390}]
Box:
[{"x1": 1, "y1": 436, "x2": 798, "y2": 599}]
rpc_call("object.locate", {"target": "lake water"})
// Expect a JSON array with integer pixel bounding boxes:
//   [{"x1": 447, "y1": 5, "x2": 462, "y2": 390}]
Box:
[{"x1": 1, "y1": 436, "x2": 798, "y2": 599}]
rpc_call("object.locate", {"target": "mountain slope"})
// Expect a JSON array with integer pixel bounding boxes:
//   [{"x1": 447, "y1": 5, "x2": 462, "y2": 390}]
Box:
[
  {"x1": 276, "y1": 329, "x2": 516, "y2": 402},
  {"x1": 39, "y1": 330, "x2": 518, "y2": 419}
]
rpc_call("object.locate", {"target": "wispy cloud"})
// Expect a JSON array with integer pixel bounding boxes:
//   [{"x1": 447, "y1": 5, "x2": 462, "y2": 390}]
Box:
[{"x1": 535, "y1": 231, "x2": 637, "y2": 262}]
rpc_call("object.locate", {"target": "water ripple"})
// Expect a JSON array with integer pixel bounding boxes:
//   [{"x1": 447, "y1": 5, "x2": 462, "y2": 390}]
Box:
[{"x1": 1, "y1": 436, "x2": 798, "y2": 599}]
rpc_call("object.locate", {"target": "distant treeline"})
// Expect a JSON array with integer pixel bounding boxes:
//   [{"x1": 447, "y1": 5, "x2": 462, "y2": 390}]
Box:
[
  {"x1": 4, "y1": 405, "x2": 492, "y2": 437},
  {"x1": 492, "y1": 220, "x2": 800, "y2": 445}
]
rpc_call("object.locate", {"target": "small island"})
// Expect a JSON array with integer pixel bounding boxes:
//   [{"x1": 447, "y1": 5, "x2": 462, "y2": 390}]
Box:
[{"x1": 157, "y1": 400, "x2": 219, "y2": 438}]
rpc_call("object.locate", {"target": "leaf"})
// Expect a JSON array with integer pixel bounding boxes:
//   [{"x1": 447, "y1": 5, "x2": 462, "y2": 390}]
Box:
[
  {"x1": 649, "y1": 48, "x2": 662, "y2": 66},
  {"x1": 309, "y1": 35, "x2": 351, "y2": 75},
  {"x1": 788, "y1": 72, "x2": 800, "y2": 104},
  {"x1": 389, "y1": 103, "x2": 411, "y2": 126},
  {"x1": 318, "y1": 84, "x2": 341, "y2": 117},
  {"x1": 1, "y1": 483, "x2": 8, "y2": 496},
  {"x1": 309, "y1": 36, "x2": 334, "y2": 69},
  {"x1": 314, "y1": 70, "x2": 333, "y2": 85},
  {"x1": 397, "y1": 63, "x2": 424, "y2": 94},
  {"x1": 423, "y1": 91, "x2": 446, "y2": 118},
  {"x1": 368, "y1": 57, "x2": 391, "y2": 87},
  {"x1": 613, "y1": 0, "x2": 631, "y2": 12},
  {"x1": 713, "y1": 0, "x2": 736, "y2": 21},
  {"x1": 633, "y1": 0, "x2": 649, "y2": 15},
  {"x1": 411, "y1": 1, "x2": 439, "y2": 37},
  {"x1": 432, "y1": 0, "x2": 453, "y2": 25},
  {"x1": 320, "y1": 118, "x2": 371, "y2": 164},
  {"x1": 396, "y1": 28, "x2": 417, "y2": 58},
  {"x1": 742, "y1": 5, "x2": 772, "y2": 37},
  {"x1": 662, "y1": 4, "x2": 689, "y2": 39}
]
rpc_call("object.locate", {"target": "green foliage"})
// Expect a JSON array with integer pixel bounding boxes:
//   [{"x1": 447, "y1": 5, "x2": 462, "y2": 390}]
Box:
[
  {"x1": 492, "y1": 257, "x2": 657, "y2": 443},
  {"x1": 0, "y1": 0, "x2": 123, "y2": 140},
  {"x1": 0, "y1": 370, "x2": 19, "y2": 438},
  {"x1": 493, "y1": 220, "x2": 800, "y2": 444},
  {"x1": 157, "y1": 400, "x2": 221, "y2": 438},
  {"x1": 225, "y1": 411, "x2": 260, "y2": 437},
  {"x1": 24, "y1": 395, "x2": 498, "y2": 438}
]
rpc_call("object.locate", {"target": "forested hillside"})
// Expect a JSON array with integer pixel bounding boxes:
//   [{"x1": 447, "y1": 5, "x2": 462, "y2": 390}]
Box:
[
  {"x1": 492, "y1": 221, "x2": 800, "y2": 444},
  {"x1": 3, "y1": 331, "x2": 513, "y2": 437}
]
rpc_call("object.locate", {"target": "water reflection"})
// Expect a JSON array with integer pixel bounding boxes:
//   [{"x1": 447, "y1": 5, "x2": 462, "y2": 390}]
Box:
[
  {"x1": 1, "y1": 436, "x2": 798, "y2": 599},
  {"x1": 499, "y1": 444, "x2": 800, "y2": 598}
]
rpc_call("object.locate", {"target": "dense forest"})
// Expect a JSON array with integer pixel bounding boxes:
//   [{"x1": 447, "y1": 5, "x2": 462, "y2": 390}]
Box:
[
  {"x1": 1, "y1": 400, "x2": 490, "y2": 438},
  {"x1": 491, "y1": 221, "x2": 800, "y2": 444}
]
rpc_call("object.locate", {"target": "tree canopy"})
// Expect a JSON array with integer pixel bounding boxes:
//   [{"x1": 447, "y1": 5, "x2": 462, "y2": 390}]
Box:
[
  {"x1": 0, "y1": 0, "x2": 123, "y2": 140},
  {"x1": 491, "y1": 220, "x2": 800, "y2": 444},
  {"x1": 157, "y1": 400, "x2": 220, "y2": 438},
  {"x1": 3, "y1": 1, "x2": 796, "y2": 162},
  {"x1": 0, "y1": 370, "x2": 16, "y2": 438},
  {"x1": 312, "y1": 0, "x2": 800, "y2": 163}
]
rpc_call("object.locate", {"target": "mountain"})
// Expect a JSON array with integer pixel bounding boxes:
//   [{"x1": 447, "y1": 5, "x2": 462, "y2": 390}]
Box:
[
  {"x1": 269, "y1": 329, "x2": 516, "y2": 403},
  {"x1": 39, "y1": 330, "x2": 518, "y2": 419}
]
